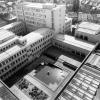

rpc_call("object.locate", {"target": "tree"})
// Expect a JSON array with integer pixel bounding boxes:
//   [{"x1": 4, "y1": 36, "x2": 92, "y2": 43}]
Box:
[{"x1": 72, "y1": 0, "x2": 80, "y2": 20}]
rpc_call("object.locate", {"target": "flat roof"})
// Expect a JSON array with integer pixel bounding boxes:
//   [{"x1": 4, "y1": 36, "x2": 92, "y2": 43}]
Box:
[
  {"x1": 79, "y1": 22, "x2": 100, "y2": 31},
  {"x1": 77, "y1": 28, "x2": 97, "y2": 35},
  {"x1": 0, "y1": 29, "x2": 15, "y2": 44},
  {"x1": 54, "y1": 34, "x2": 95, "y2": 51},
  {"x1": 22, "y1": 2, "x2": 58, "y2": 10},
  {"x1": 24, "y1": 28, "x2": 51, "y2": 45},
  {"x1": 59, "y1": 55, "x2": 81, "y2": 67},
  {"x1": 86, "y1": 53, "x2": 100, "y2": 66},
  {"x1": 0, "y1": 37, "x2": 18, "y2": 48},
  {"x1": 33, "y1": 28, "x2": 51, "y2": 35},
  {"x1": 24, "y1": 32, "x2": 43, "y2": 45}
]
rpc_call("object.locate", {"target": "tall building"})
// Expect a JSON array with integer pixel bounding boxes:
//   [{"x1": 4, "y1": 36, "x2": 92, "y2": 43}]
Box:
[{"x1": 15, "y1": 2, "x2": 66, "y2": 34}]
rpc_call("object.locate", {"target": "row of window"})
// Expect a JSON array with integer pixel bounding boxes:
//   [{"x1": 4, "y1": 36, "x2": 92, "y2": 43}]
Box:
[
  {"x1": 23, "y1": 7, "x2": 46, "y2": 13},
  {"x1": 25, "y1": 14, "x2": 46, "y2": 20},
  {"x1": 25, "y1": 20, "x2": 46, "y2": 27},
  {"x1": 0, "y1": 58, "x2": 28, "y2": 81},
  {"x1": 31, "y1": 41, "x2": 51, "y2": 58},
  {"x1": 27, "y1": 39, "x2": 51, "y2": 59},
  {"x1": 0, "y1": 54, "x2": 27, "y2": 74},
  {"x1": 30, "y1": 39, "x2": 51, "y2": 55},
  {"x1": 0, "y1": 49, "x2": 26, "y2": 67},
  {"x1": 0, "y1": 41, "x2": 16, "y2": 53},
  {"x1": 30, "y1": 32, "x2": 53, "y2": 48}
]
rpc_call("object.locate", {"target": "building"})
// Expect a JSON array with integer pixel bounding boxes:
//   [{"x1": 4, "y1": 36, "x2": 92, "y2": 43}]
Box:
[
  {"x1": 15, "y1": 2, "x2": 66, "y2": 34},
  {"x1": 52, "y1": 34, "x2": 95, "y2": 57},
  {"x1": 75, "y1": 22, "x2": 100, "y2": 43},
  {"x1": 0, "y1": 27, "x2": 54, "y2": 81}
]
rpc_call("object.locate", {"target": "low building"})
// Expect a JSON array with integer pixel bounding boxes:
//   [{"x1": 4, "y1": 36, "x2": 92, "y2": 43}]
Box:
[
  {"x1": 75, "y1": 22, "x2": 100, "y2": 43},
  {"x1": 52, "y1": 34, "x2": 95, "y2": 57}
]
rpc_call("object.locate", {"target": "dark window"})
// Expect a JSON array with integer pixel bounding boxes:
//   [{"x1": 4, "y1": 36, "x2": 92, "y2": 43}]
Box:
[
  {"x1": 84, "y1": 36, "x2": 88, "y2": 41},
  {"x1": 72, "y1": 50, "x2": 75, "y2": 54},
  {"x1": 80, "y1": 35, "x2": 83, "y2": 39},
  {"x1": 0, "y1": 63, "x2": 2, "y2": 67},
  {"x1": 76, "y1": 51, "x2": 80, "y2": 56},
  {"x1": 81, "y1": 53, "x2": 85, "y2": 58},
  {"x1": 2, "y1": 61, "x2": 5, "y2": 65}
]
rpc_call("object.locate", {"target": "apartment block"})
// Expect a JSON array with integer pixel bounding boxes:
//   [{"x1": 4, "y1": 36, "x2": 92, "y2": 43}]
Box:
[{"x1": 15, "y1": 2, "x2": 66, "y2": 34}]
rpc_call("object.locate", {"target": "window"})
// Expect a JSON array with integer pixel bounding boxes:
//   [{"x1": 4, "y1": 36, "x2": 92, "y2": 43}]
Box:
[
  {"x1": 72, "y1": 50, "x2": 75, "y2": 54},
  {"x1": 76, "y1": 51, "x2": 80, "y2": 56},
  {"x1": 14, "y1": 55, "x2": 16, "y2": 58},
  {"x1": 6, "y1": 60, "x2": 8, "y2": 63},
  {"x1": 1, "y1": 69, "x2": 4, "y2": 72},
  {"x1": 80, "y1": 35, "x2": 83, "y2": 39},
  {"x1": 5, "y1": 67, "x2": 7, "y2": 70},
  {"x1": 11, "y1": 56, "x2": 14, "y2": 60},
  {"x1": 84, "y1": 36, "x2": 88, "y2": 41},
  {"x1": 9, "y1": 57, "x2": 12, "y2": 62},
  {"x1": 81, "y1": 53, "x2": 85, "y2": 58},
  {"x1": 0, "y1": 63, "x2": 2, "y2": 67},
  {"x1": 16, "y1": 60, "x2": 18, "y2": 63},
  {"x1": 17, "y1": 53, "x2": 19, "y2": 56},
  {"x1": 19, "y1": 51, "x2": 21, "y2": 55},
  {"x1": 2, "y1": 61, "x2": 6, "y2": 65},
  {"x1": 3, "y1": 48, "x2": 5, "y2": 51},
  {"x1": 18, "y1": 58, "x2": 20, "y2": 62}
]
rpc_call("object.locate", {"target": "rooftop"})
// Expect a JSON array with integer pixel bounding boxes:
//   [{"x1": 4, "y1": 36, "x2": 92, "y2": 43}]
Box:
[
  {"x1": 77, "y1": 28, "x2": 97, "y2": 35},
  {"x1": 0, "y1": 29, "x2": 15, "y2": 44},
  {"x1": 21, "y1": 2, "x2": 62, "y2": 10},
  {"x1": 79, "y1": 22, "x2": 100, "y2": 32}
]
